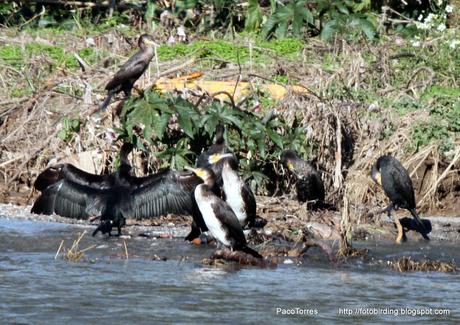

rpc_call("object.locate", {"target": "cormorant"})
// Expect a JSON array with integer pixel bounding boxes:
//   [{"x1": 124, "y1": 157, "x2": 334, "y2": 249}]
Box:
[
  {"x1": 99, "y1": 34, "x2": 156, "y2": 111},
  {"x1": 31, "y1": 144, "x2": 206, "y2": 237},
  {"x1": 370, "y1": 155, "x2": 430, "y2": 240},
  {"x1": 220, "y1": 154, "x2": 267, "y2": 229},
  {"x1": 32, "y1": 168, "x2": 204, "y2": 236},
  {"x1": 187, "y1": 166, "x2": 263, "y2": 258},
  {"x1": 281, "y1": 150, "x2": 325, "y2": 207}
]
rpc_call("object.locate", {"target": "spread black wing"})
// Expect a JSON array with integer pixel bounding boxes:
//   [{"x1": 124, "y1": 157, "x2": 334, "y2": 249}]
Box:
[
  {"x1": 125, "y1": 170, "x2": 202, "y2": 219},
  {"x1": 31, "y1": 179, "x2": 108, "y2": 219},
  {"x1": 34, "y1": 163, "x2": 114, "y2": 192}
]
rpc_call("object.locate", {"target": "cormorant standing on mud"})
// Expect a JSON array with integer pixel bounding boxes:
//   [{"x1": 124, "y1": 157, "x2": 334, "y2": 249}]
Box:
[
  {"x1": 187, "y1": 166, "x2": 263, "y2": 258},
  {"x1": 220, "y1": 155, "x2": 267, "y2": 229},
  {"x1": 281, "y1": 150, "x2": 325, "y2": 207},
  {"x1": 370, "y1": 155, "x2": 430, "y2": 240},
  {"x1": 31, "y1": 144, "x2": 206, "y2": 237},
  {"x1": 99, "y1": 34, "x2": 156, "y2": 111}
]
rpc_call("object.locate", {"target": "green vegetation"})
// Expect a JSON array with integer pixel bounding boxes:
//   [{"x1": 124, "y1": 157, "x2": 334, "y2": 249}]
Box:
[
  {"x1": 118, "y1": 90, "x2": 308, "y2": 190},
  {"x1": 58, "y1": 118, "x2": 81, "y2": 142},
  {"x1": 0, "y1": 1, "x2": 458, "y2": 188},
  {"x1": 0, "y1": 42, "x2": 100, "y2": 70},
  {"x1": 156, "y1": 38, "x2": 304, "y2": 63}
]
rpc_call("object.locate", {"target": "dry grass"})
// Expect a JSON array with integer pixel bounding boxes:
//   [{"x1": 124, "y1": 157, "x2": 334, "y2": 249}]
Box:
[
  {"x1": 55, "y1": 230, "x2": 96, "y2": 262},
  {"x1": 389, "y1": 256, "x2": 457, "y2": 273}
]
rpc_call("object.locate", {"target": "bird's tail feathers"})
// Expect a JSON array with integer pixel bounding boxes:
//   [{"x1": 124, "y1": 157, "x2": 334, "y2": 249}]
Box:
[
  {"x1": 410, "y1": 208, "x2": 430, "y2": 240},
  {"x1": 238, "y1": 245, "x2": 263, "y2": 259},
  {"x1": 248, "y1": 216, "x2": 268, "y2": 229},
  {"x1": 98, "y1": 93, "x2": 113, "y2": 111}
]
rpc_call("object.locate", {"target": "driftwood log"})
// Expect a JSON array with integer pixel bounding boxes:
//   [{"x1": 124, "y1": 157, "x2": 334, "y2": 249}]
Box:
[{"x1": 202, "y1": 239, "x2": 337, "y2": 267}]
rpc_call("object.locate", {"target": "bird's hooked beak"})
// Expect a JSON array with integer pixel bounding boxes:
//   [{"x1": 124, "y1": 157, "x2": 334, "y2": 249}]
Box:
[
  {"x1": 185, "y1": 166, "x2": 206, "y2": 178},
  {"x1": 371, "y1": 167, "x2": 382, "y2": 186},
  {"x1": 375, "y1": 171, "x2": 382, "y2": 186},
  {"x1": 208, "y1": 153, "x2": 233, "y2": 164},
  {"x1": 286, "y1": 161, "x2": 294, "y2": 171},
  {"x1": 143, "y1": 38, "x2": 157, "y2": 47}
]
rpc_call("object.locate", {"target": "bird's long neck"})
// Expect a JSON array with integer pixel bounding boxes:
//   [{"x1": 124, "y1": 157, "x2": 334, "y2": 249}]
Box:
[{"x1": 215, "y1": 128, "x2": 225, "y2": 145}]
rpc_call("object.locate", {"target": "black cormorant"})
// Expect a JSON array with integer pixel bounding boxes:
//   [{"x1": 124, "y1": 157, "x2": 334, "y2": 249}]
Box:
[
  {"x1": 371, "y1": 155, "x2": 430, "y2": 240},
  {"x1": 220, "y1": 155, "x2": 267, "y2": 229},
  {"x1": 187, "y1": 166, "x2": 262, "y2": 258},
  {"x1": 32, "y1": 168, "x2": 204, "y2": 236},
  {"x1": 31, "y1": 144, "x2": 206, "y2": 237},
  {"x1": 281, "y1": 150, "x2": 325, "y2": 207},
  {"x1": 99, "y1": 34, "x2": 156, "y2": 111}
]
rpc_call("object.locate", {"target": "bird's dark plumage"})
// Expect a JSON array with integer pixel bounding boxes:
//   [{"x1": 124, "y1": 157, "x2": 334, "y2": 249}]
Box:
[
  {"x1": 34, "y1": 143, "x2": 135, "y2": 191},
  {"x1": 99, "y1": 34, "x2": 156, "y2": 111},
  {"x1": 371, "y1": 155, "x2": 430, "y2": 240},
  {"x1": 281, "y1": 150, "x2": 325, "y2": 206},
  {"x1": 32, "y1": 144, "x2": 206, "y2": 236}
]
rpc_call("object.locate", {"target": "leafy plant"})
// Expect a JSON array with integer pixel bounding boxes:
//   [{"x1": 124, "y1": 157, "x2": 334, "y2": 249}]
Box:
[
  {"x1": 262, "y1": 0, "x2": 314, "y2": 39},
  {"x1": 317, "y1": 0, "x2": 376, "y2": 41},
  {"x1": 118, "y1": 90, "x2": 307, "y2": 192},
  {"x1": 245, "y1": 0, "x2": 263, "y2": 32},
  {"x1": 58, "y1": 118, "x2": 81, "y2": 142},
  {"x1": 260, "y1": 0, "x2": 376, "y2": 41}
]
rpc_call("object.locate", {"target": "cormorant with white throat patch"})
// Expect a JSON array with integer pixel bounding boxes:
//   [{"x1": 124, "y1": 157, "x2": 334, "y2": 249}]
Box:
[
  {"x1": 220, "y1": 154, "x2": 267, "y2": 229},
  {"x1": 187, "y1": 166, "x2": 263, "y2": 258},
  {"x1": 196, "y1": 124, "x2": 234, "y2": 188}
]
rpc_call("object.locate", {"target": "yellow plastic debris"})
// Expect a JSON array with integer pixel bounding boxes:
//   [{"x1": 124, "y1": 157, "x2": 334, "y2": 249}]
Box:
[{"x1": 153, "y1": 74, "x2": 308, "y2": 101}]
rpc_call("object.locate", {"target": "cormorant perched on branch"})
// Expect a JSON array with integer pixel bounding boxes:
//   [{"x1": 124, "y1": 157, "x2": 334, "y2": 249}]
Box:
[
  {"x1": 99, "y1": 34, "x2": 156, "y2": 111},
  {"x1": 281, "y1": 150, "x2": 325, "y2": 208},
  {"x1": 371, "y1": 155, "x2": 430, "y2": 241},
  {"x1": 186, "y1": 166, "x2": 262, "y2": 258}
]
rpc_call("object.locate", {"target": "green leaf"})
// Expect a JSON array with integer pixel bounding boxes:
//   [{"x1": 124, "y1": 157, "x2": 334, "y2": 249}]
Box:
[
  {"x1": 267, "y1": 128, "x2": 283, "y2": 148},
  {"x1": 321, "y1": 20, "x2": 338, "y2": 41},
  {"x1": 336, "y1": 3, "x2": 350, "y2": 15},
  {"x1": 245, "y1": 0, "x2": 262, "y2": 31},
  {"x1": 358, "y1": 18, "x2": 376, "y2": 40}
]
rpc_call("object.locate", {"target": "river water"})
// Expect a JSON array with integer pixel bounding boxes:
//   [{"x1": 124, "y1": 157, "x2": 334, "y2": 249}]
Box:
[{"x1": 0, "y1": 217, "x2": 459, "y2": 324}]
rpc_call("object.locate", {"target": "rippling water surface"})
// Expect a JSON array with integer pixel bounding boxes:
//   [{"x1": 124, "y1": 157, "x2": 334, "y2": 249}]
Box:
[{"x1": 1, "y1": 218, "x2": 459, "y2": 324}]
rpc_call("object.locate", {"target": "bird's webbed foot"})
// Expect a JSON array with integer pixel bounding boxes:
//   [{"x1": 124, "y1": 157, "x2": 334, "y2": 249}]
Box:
[{"x1": 92, "y1": 219, "x2": 113, "y2": 237}]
